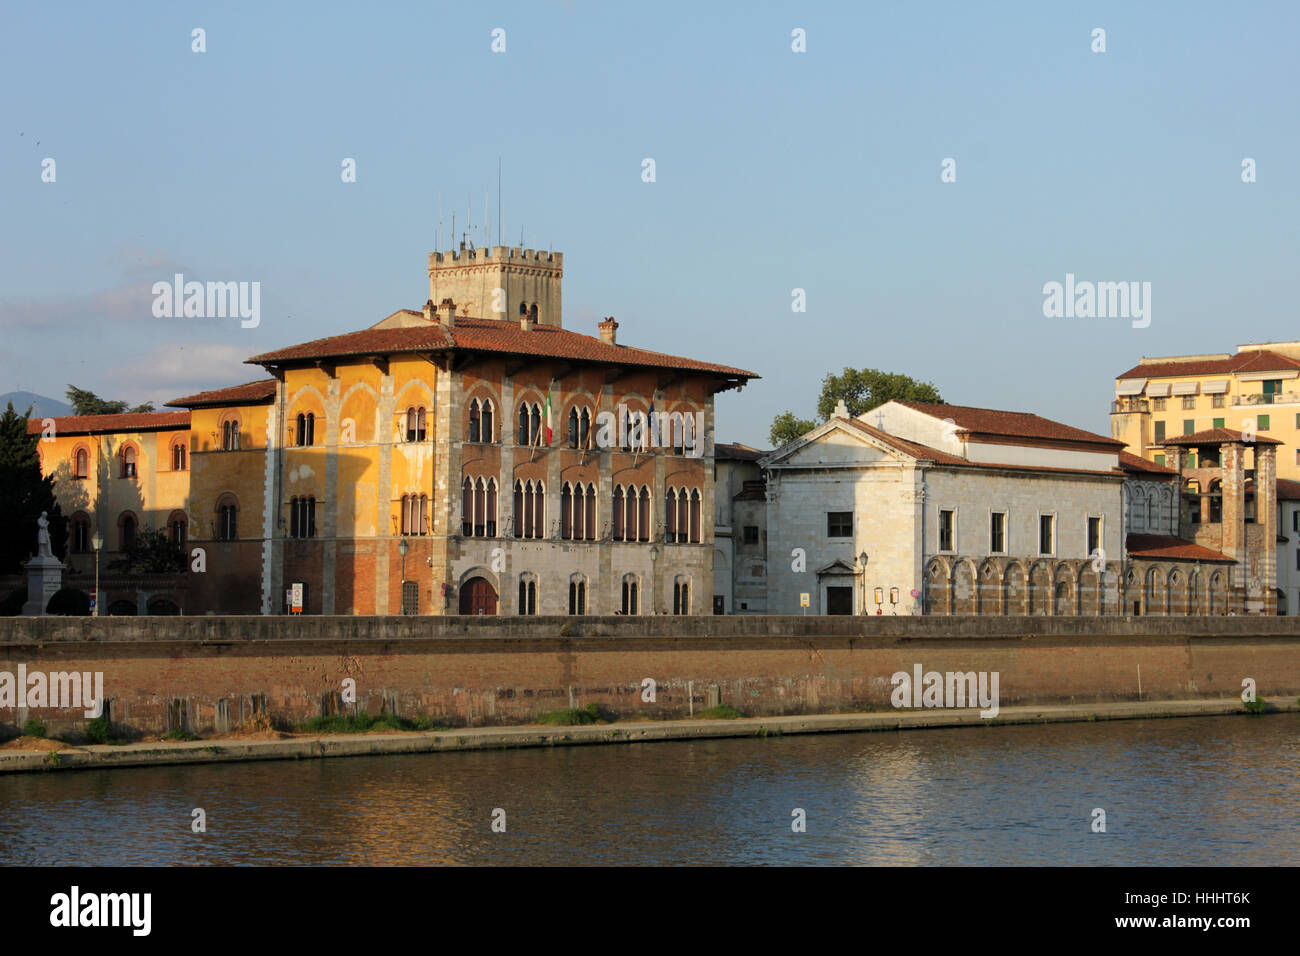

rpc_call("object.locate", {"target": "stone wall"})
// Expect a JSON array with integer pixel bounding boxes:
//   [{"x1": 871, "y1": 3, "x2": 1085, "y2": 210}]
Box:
[{"x1": 2, "y1": 616, "x2": 1297, "y2": 737}]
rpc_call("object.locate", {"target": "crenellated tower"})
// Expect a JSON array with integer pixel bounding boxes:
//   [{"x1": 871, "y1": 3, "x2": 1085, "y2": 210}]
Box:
[{"x1": 427, "y1": 243, "x2": 563, "y2": 327}]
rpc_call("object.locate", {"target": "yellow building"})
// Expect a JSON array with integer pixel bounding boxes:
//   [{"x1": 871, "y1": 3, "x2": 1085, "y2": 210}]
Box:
[{"x1": 1113, "y1": 341, "x2": 1300, "y2": 477}]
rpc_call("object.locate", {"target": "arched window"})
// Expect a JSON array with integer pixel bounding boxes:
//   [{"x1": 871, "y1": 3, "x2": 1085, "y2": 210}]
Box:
[
  {"x1": 612, "y1": 486, "x2": 625, "y2": 540},
  {"x1": 529, "y1": 303, "x2": 538, "y2": 323},
  {"x1": 295, "y1": 412, "x2": 315, "y2": 447},
  {"x1": 689, "y1": 489, "x2": 701, "y2": 543},
  {"x1": 119, "y1": 512, "x2": 136, "y2": 551},
  {"x1": 172, "y1": 441, "x2": 186, "y2": 471},
  {"x1": 74, "y1": 447, "x2": 88, "y2": 479},
  {"x1": 400, "y1": 494, "x2": 427, "y2": 536},
  {"x1": 569, "y1": 576, "x2": 587, "y2": 615},
  {"x1": 481, "y1": 399, "x2": 494, "y2": 442},
  {"x1": 568, "y1": 407, "x2": 579, "y2": 448},
  {"x1": 530, "y1": 404, "x2": 541, "y2": 444},
  {"x1": 580, "y1": 408, "x2": 591, "y2": 448},
  {"x1": 513, "y1": 479, "x2": 545, "y2": 539},
  {"x1": 624, "y1": 485, "x2": 638, "y2": 540},
  {"x1": 621, "y1": 575, "x2": 640, "y2": 615},
  {"x1": 666, "y1": 487, "x2": 679, "y2": 542},
  {"x1": 461, "y1": 480, "x2": 473, "y2": 536},
  {"x1": 217, "y1": 496, "x2": 238, "y2": 541},
  {"x1": 673, "y1": 578, "x2": 691, "y2": 615},
  {"x1": 290, "y1": 497, "x2": 316, "y2": 538},
  {"x1": 121, "y1": 445, "x2": 137, "y2": 478},
  {"x1": 518, "y1": 576, "x2": 538, "y2": 615},
  {"x1": 583, "y1": 482, "x2": 595, "y2": 539},
  {"x1": 468, "y1": 400, "x2": 481, "y2": 443},
  {"x1": 168, "y1": 510, "x2": 187, "y2": 548},
  {"x1": 561, "y1": 483, "x2": 572, "y2": 539},
  {"x1": 639, "y1": 486, "x2": 651, "y2": 542},
  {"x1": 222, "y1": 419, "x2": 240, "y2": 451},
  {"x1": 405, "y1": 406, "x2": 427, "y2": 442},
  {"x1": 517, "y1": 401, "x2": 530, "y2": 444}
]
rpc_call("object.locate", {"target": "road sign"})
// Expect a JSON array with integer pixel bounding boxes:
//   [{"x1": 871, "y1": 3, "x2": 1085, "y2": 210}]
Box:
[
  {"x1": 290, "y1": 583, "x2": 304, "y2": 614},
  {"x1": 799, "y1": 592, "x2": 810, "y2": 607}
]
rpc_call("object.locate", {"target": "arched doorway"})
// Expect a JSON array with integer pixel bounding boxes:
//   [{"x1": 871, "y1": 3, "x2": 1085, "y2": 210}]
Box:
[
  {"x1": 107, "y1": 600, "x2": 137, "y2": 616},
  {"x1": 148, "y1": 598, "x2": 181, "y2": 616},
  {"x1": 458, "y1": 577, "x2": 498, "y2": 615}
]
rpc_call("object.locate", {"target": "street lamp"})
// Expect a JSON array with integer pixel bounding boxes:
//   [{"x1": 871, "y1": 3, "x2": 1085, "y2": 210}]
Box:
[
  {"x1": 858, "y1": 551, "x2": 868, "y2": 615},
  {"x1": 397, "y1": 538, "x2": 409, "y2": 614},
  {"x1": 91, "y1": 531, "x2": 103, "y2": 617}
]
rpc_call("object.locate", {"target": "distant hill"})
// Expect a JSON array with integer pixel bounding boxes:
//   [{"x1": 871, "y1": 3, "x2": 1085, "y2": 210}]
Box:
[{"x1": 0, "y1": 392, "x2": 73, "y2": 419}]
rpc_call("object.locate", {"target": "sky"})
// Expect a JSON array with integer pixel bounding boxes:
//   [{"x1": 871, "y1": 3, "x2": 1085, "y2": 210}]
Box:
[{"x1": 2, "y1": 1, "x2": 1297, "y2": 448}]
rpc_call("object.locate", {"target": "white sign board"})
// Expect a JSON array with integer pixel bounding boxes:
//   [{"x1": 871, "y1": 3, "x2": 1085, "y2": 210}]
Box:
[
  {"x1": 799, "y1": 592, "x2": 810, "y2": 608},
  {"x1": 290, "y1": 583, "x2": 304, "y2": 614}
]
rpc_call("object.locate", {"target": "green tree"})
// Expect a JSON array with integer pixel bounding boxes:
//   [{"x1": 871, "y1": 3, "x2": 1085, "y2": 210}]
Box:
[
  {"x1": 769, "y1": 411, "x2": 817, "y2": 448},
  {"x1": 108, "y1": 528, "x2": 185, "y2": 574},
  {"x1": 0, "y1": 402, "x2": 66, "y2": 574},
  {"x1": 64, "y1": 385, "x2": 154, "y2": 415},
  {"x1": 769, "y1": 367, "x2": 944, "y2": 447}
]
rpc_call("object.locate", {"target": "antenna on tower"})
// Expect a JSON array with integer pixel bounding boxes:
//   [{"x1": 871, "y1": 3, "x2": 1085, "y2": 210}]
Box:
[{"x1": 497, "y1": 157, "x2": 502, "y2": 247}]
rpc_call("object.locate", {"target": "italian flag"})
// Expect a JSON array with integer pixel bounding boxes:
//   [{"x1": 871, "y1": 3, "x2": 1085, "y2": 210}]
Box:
[{"x1": 544, "y1": 388, "x2": 553, "y2": 446}]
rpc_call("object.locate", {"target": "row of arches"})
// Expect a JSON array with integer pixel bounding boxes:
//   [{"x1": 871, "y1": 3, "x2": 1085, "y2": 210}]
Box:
[
  {"x1": 66, "y1": 510, "x2": 191, "y2": 553},
  {"x1": 69, "y1": 438, "x2": 189, "y2": 480},
  {"x1": 923, "y1": 557, "x2": 1233, "y2": 616}
]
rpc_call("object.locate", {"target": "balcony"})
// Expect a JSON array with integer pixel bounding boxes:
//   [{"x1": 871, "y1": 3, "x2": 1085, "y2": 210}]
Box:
[
  {"x1": 1233, "y1": 391, "x2": 1300, "y2": 407},
  {"x1": 1111, "y1": 398, "x2": 1149, "y2": 414}
]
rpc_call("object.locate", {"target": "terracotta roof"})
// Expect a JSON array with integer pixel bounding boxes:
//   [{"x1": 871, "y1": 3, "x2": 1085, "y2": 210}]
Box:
[
  {"x1": 1277, "y1": 479, "x2": 1300, "y2": 501},
  {"x1": 166, "y1": 379, "x2": 277, "y2": 408},
  {"x1": 1159, "y1": 427, "x2": 1282, "y2": 447},
  {"x1": 1118, "y1": 450, "x2": 1177, "y2": 475},
  {"x1": 733, "y1": 479, "x2": 767, "y2": 501},
  {"x1": 1125, "y1": 534, "x2": 1235, "y2": 563},
  {"x1": 246, "y1": 314, "x2": 757, "y2": 379},
  {"x1": 1117, "y1": 349, "x2": 1300, "y2": 379},
  {"x1": 27, "y1": 411, "x2": 190, "y2": 436},
  {"x1": 890, "y1": 400, "x2": 1124, "y2": 448},
  {"x1": 839, "y1": 418, "x2": 1124, "y2": 478},
  {"x1": 716, "y1": 442, "x2": 768, "y2": 461}
]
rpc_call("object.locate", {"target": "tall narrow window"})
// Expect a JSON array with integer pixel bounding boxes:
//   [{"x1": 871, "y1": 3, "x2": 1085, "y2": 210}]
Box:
[
  {"x1": 673, "y1": 579, "x2": 690, "y2": 615},
  {"x1": 1039, "y1": 514, "x2": 1055, "y2": 555},
  {"x1": 990, "y1": 512, "x2": 1006, "y2": 554},
  {"x1": 473, "y1": 480, "x2": 485, "y2": 536},
  {"x1": 579, "y1": 408, "x2": 591, "y2": 448},
  {"x1": 583, "y1": 484, "x2": 595, "y2": 540},
  {"x1": 689, "y1": 489, "x2": 700, "y2": 543},
  {"x1": 172, "y1": 442, "x2": 186, "y2": 471},
  {"x1": 561, "y1": 483, "x2": 573, "y2": 539},
  {"x1": 406, "y1": 406, "x2": 426, "y2": 442},
  {"x1": 1087, "y1": 516, "x2": 1102, "y2": 557},
  {"x1": 621, "y1": 577, "x2": 639, "y2": 615},
  {"x1": 417, "y1": 407, "x2": 426, "y2": 441},
  {"x1": 74, "y1": 448, "x2": 88, "y2": 478},
  {"x1": 517, "y1": 578, "x2": 537, "y2": 615},
  {"x1": 469, "y1": 400, "x2": 481, "y2": 443},
  {"x1": 219, "y1": 503, "x2": 237, "y2": 540},
  {"x1": 666, "y1": 488, "x2": 678, "y2": 542},
  {"x1": 532, "y1": 481, "x2": 545, "y2": 537},
  {"x1": 481, "y1": 399, "x2": 493, "y2": 442},
  {"x1": 485, "y1": 479, "x2": 497, "y2": 536},
  {"x1": 613, "y1": 486, "x2": 625, "y2": 540},
  {"x1": 939, "y1": 509, "x2": 954, "y2": 551},
  {"x1": 568, "y1": 407, "x2": 579, "y2": 448},
  {"x1": 462, "y1": 480, "x2": 473, "y2": 536},
  {"x1": 120, "y1": 514, "x2": 136, "y2": 551},
  {"x1": 517, "y1": 402, "x2": 530, "y2": 444},
  {"x1": 530, "y1": 405, "x2": 541, "y2": 444},
  {"x1": 569, "y1": 579, "x2": 586, "y2": 615},
  {"x1": 122, "y1": 446, "x2": 136, "y2": 478},
  {"x1": 420, "y1": 494, "x2": 429, "y2": 535},
  {"x1": 573, "y1": 484, "x2": 585, "y2": 540}
]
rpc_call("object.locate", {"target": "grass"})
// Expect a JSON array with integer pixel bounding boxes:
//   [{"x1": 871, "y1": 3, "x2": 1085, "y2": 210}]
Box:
[
  {"x1": 85, "y1": 716, "x2": 121, "y2": 745},
  {"x1": 535, "y1": 703, "x2": 610, "y2": 726},
  {"x1": 294, "y1": 711, "x2": 450, "y2": 734},
  {"x1": 43, "y1": 751, "x2": 61, "y2": 767},
  {"x1": 697, "y1": 705, "x2": 745, "y2": 720},
  {"x1": 163, "y1": 728, "x2": 198, "y2": 741},
  {"x1": 22, "y1": 719, "x2": 46, "y2": 738},
  {"x1": 1244, "y1": 696, "x2": 1268, "y2": 715}
]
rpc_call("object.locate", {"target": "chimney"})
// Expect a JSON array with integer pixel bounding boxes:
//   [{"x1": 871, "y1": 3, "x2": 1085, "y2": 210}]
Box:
[
  {"x1": 598, "y1": 316, "x2": 619, "y2": 346},
  {"x1": 422, "y1": 299, "x2": 434, "y2": 322},
  {"x1": 520, "y1": 311, "x2": 535, "y2": 332},
  {"x1": 440, "y1": 298, "x2": 456, "y2": 328}
]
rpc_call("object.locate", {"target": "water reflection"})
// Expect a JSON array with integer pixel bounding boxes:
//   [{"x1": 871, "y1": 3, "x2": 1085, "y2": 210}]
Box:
[{"x1": 0, "y1": 715, "x2": 1296, "y2": 866}]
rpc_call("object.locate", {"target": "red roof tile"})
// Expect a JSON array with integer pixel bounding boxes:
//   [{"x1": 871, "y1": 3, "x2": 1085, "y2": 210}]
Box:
[
  {"x1": 891, "y1": 400, "x2": 1124, "y2": 447},
  {"x1": 1277, "y1": 478, "x2": 1300, "y2": 501},
  {"x1": 1118, "y1": 450, "x2": 1177, "y2": 475},
  {"x1": 246, "y1": 313, "x2": 758, "y2": 379},
  {"x1": 1117, "y1": 349, "x2": 1300, "y2": 379},
  {"x1": 1159, "y1": 427, "x2": 1282, "y2": 446},
  {"x1": 1126, "y1": 534, "x2": 1234, "y2": 562},
  {"x1": 166, "y1": 379, "x2": 277, "y2": 408},
  {"x1": 27, "y1": 411, "x2": 190, "y2": 436}
]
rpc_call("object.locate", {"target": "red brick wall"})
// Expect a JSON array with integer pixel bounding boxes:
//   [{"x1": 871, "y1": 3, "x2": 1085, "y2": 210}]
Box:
[{"x1": 3, "y1": 617, "x2": 1298, "y2": 736}]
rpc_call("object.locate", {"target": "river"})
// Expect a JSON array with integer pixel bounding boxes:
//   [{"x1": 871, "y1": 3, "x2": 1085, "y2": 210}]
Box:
[{"x1": 1, "y1": 714, "x2": 1295, "y2": 865}]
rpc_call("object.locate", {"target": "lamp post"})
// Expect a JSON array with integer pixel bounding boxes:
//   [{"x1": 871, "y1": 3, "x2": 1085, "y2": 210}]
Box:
[
  {"x1": 858, "y1": 551, "x2": 869, "y2": 615},
  {"x1": 397, "y1": 538, "x2": 409, "y2": 615},
  {"x1": 92, "y1": 531, "x2": 103, "y2": 617}
]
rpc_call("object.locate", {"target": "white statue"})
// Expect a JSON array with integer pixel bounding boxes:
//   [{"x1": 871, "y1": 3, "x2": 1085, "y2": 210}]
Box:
[{"x1": 36, "y1": 511, "x2": 53, "y2": 558}]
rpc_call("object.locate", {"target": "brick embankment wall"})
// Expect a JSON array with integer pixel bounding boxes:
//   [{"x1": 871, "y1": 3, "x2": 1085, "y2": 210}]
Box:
[{"x1": 1, "y1": 616, "x2": 1298, "y2": 736}]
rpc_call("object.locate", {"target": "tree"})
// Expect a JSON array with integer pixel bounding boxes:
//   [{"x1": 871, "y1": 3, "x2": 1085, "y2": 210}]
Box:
[
  {"x1": 769, "y1": 411, "x2": 817, "y2": 448},
  {"x1": 0, "y1": 402, "x2": 66, "y2": 574},
  {"x1": 107, "y1": 528, "x2": 185, "y2": 574},
  {"x1": 769, "y1": 367, "x2": 944, "y2": 447},
  {"x1": 64, "y1": 385, "x2": 154, "y2": 416}
]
